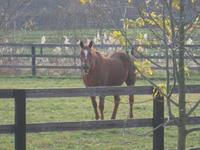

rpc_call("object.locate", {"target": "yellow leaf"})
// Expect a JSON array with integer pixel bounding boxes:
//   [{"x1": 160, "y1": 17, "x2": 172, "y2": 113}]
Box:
[
  {"x1": 150, "y1": 12, "x2": 157, "y2": 18},
  {"x1": 133, "y1": 59, "x2": 154, "y2": 77},
  {"x1": 110, "y1": 31, "x2": 126, "y2": 45},
  {"x1": 145, "y1": 0, "x2": 151, "y2": 6},
  {"x1": 128, "y1": 0, "x2": 134, "y2": 5},
  {"x1": 191, "y1": 0, "x2": 198, "y2": 3},
  {"x1": 80, "y1": 0, "x2": 93, "y2": 5},
  {"x1": 144, "y1": 60, "x2": 151, "y2": 65},
  {"x1": 147, "y1": 69, "x2": 153, "y2": 76},
  {"x1": 136, "y1": 18, "x2": 145, "y2": 27},
  {"x1": 184, "y1": 66, "x2": 190, "y2": 77},
  {"x1": 172, "y1": 0, "x2": 180, "y2": 10},
  {"x1": 153, "y1": 83, "x2": 167, "y2": 97},
  {"x1": 137, "y1": 46, "x2": 144, "y2": 53}
]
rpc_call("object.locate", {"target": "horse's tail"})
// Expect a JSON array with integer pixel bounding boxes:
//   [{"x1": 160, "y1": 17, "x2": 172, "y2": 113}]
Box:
[{"x1": 126, "y1": 55, "x2": 136, "y2": 86}]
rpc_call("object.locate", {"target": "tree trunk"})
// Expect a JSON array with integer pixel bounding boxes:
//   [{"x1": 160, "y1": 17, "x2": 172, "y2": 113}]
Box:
[{"x1": 177, "y1": 0, "x2": 186, "y2": 150}]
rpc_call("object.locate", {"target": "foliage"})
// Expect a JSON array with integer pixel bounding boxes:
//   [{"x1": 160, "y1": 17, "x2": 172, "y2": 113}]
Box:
[
  {"x1": 128, "y1": 0, "x2": 134, "y2": 6},
  {"x1": 172, "y1": 0, "x2": 181, "y2": 10},
  {"x1": 110, "y1": 31, "x2": 126, "y2": 45},
  {"x1": 80, "y1": 0, "x2": 94, "y2": 5},
  {"x1": 133, "y1": 59, "x2": 153, "y2": 77},
  {"x1": 134, "y1": 11, "x2": 175, "y2": 43},
  {"x1": 153, "y1": 83, "x2": 167, "y2": 97},
  {"x1": 185, "y1": 66, "x2": 190, "y2": 78}
]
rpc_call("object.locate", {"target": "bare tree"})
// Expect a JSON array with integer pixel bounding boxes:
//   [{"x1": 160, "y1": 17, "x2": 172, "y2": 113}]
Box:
[
  {"x1": 89, "y1": 0, "x2": 200, "y2": 150},
  {"x1": 0, "y1": 0, "x2": 32, "y2": 30}
]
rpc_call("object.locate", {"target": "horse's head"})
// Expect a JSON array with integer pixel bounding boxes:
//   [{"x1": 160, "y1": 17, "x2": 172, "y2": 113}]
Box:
[{"x1": 79, "y1": 41, "x2": 95, "y2": 75}]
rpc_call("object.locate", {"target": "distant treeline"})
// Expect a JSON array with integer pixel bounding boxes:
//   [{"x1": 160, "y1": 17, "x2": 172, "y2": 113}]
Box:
[
  {"x1": 0, "y1": 0, "x2": 198, "y2": 31},
  {"x1": 0, "y1": 0, "x2": 147, "y2": 30}
]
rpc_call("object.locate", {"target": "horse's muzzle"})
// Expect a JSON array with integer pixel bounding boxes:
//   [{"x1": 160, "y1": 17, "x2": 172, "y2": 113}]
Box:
[{"x1": 81, "y1": 64, "x2": 90, "y2": 74}]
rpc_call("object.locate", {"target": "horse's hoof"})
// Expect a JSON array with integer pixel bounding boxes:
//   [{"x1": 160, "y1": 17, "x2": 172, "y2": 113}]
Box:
[{"x1": 111, "y1": 116, "x2": 116, "y2": 120}]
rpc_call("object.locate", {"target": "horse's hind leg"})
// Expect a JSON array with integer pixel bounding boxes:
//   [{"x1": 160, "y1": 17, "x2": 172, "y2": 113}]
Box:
[
  {"x1": 99, "y1": 96, "x2": 105, "y2": 120},
  {"x1": 91, "y1": 96, "x2": 99, "y2": 120},
  {"x1": 111, "y1": 95, "x2": 120, "y2": 119},
  {"x1": 128, "y1": 95, "x2": 134, "y2": 118},
  {"x1": 126, "y1": 66, "x2": 136, "y2": 119},
  {"x1": 126, "y1": 80, "x2": 135, "y2": 118}
]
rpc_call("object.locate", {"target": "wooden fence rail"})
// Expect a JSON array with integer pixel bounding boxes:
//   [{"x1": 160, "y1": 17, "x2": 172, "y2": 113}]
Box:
[
  {"x1": 0, "y1": 43, "x2": 200, "y2": 75},
  {"x1": 1, "y1": 117, "x2": 200, "y2": 134},
  {"x1": 1, "y1": 85, "x2": 200, "y2": 98},
  {"x1": 0, "y1": 85, "x2": 200, "y2": 150},
  {"x1": 1, "y1": 43, "x2": 200, "y2": 48}
]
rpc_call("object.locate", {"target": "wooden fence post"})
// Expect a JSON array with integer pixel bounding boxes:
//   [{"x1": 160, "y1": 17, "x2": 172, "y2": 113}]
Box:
[
  {"x1": 153, "y1": 91, "x2": 164, "y2": 150},
  {"x1": 31, "y1": 46, "x2": 36, "y2": 76},
  {"x1": 14, "y1": 90, "x2": 26, "y2": 150},
  {"x1": 73, "y1": 45, "x2": 77, "y2": 66}
]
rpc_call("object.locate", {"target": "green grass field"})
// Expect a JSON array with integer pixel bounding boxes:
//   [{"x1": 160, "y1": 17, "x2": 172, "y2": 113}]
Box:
[
  {"x1": 1, "y1": 28, "x2": 152, "y2": 43},
  {"x1": 0, "y1": 75, "x2": 200, "y2": 150},
  {"x1": 0, "y1": 27, "x2": 200, "y2": 149},
  {"x1": 1, "y1": 28, "x2": 200, "y2": 45}
]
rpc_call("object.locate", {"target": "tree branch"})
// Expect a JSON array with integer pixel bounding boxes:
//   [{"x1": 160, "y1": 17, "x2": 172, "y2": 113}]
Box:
[
  {"x1": 162, "y1": 1, "x2": 174, "y2": 119},
  {"x1": 119, "y1": 30, "x2": 179, "y2": 107},
  {"x1": 187, "y1": 99, "x2": 200, "y2": 116},
  {"x1": 186, "y1": 128, "x2": 200, "y2": 135},
  {"x1": 137, "y1": 8, "x2": 164, "y2": 42},
  {"x1": 184, "y1": 12, "x2": 200, "y2": 32},
  {"x1": 185, "y1": 48, "x2": 200, "y2": 65},
  {"x1": 163, "y1": 0, "x2": 179, "y2": 26}
]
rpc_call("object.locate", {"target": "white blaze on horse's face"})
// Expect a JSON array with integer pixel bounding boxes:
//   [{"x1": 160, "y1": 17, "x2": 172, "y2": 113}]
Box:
[
  {"x1": 84, "y1": 50, "x2": 88, "y2": 60},
  {"x1": 80, "y1": 49, "x2": 91, "y2": 74}
]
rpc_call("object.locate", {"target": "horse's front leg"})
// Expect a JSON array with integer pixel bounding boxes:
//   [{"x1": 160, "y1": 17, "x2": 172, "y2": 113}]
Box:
[
  {"x1": 91, "y1": 96, "x2": 99, "y2": 120},
  {"x1": 129, "y1": 94, "x2": 134, "y2": 118},
  {"x1": 111, "y1": 95, "x2": 120, "y2": 119},
  {"x1": 99, "y1": 96, "x2": 105, "y2": 120}
]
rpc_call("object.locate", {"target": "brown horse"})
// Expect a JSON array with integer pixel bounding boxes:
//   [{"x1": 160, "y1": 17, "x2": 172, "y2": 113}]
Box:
[{"x1": 79, "y1": 41, "x2": 136, "y2": 120}]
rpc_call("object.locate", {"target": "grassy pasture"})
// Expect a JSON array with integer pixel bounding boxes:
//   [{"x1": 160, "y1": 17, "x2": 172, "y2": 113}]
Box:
[
  {"x1": 0, "y1": 76, "x2": 200, "y2": 150},
  {"x1": 10, "y1": 27, "x2": 200, "y2": 50},
  {"x1": 0, "y1": 27, "x2": 200, "y2": 149},
  {"x1": 1, "y1": 28, "x2": 151, "y2": 43},
  {"x1": 1, "y1": 28, "x2": 200, "y2": 44}
]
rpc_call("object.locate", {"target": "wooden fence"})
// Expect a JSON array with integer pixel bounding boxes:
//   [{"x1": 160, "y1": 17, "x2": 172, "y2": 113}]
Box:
[
  {"x1": 0, "y1": 43, "x2": 200, "y2": 75},
  {"x1": 0, "y1": 85, "x2": 200, "y2": 150}
]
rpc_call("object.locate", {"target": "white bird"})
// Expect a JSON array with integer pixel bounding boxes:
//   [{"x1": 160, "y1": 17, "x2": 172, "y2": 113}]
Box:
[
  {"x1": 168, "y1": 39, "x2": 172, "y2": 45},
  {"x1": 103, "y1": 32, "x2": 108, "y2": 44},
  {"x1": 97, "y1": 31, "x2": 100, "y2": 41},
  {"x1": 108, "y1": 35, "x2": 114, "y2": 44},
  {"x1": 76, "y1": 40, "x2": 80, "y2": 45},
  {"x1": 93, "y1": 32, "x2": 101, "y2": 44},
  {"x1": 63, "y1": 36, "x2": 70, "y2": 44},
  {"x1": 53, "y1": 47, "x2": 62, "y2": 54},
  {"x1": 40, "y1": 35, "x2": 46, "y2": 55},
  {"x1": 3, "y1": 38, "x2": 9, "y2": 43},
  {"x1": 144, "y1": 33, "x2": 148, "y2": 41},
  {"x1": 93, "y1": 36, "x2": 97, "y2": 44},
  {"x1": 186, "y1": 38, "x2": 193, "y2": 45},
  {"x1": 103, "y1": 32, "x2": 107, "y2": 40},
  {"x1": 63, "y1": 36, "x2": 70, "y2": 50},
  {"x1": 41, "y1": 35, "x2": 46, "y2": 44}
]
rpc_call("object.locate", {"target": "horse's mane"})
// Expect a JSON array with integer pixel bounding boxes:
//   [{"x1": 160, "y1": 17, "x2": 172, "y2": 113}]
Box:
[
  {"x1": 92, "y1": 48, "x2": 106, "y2": 59},
  {"x1": 95, "y1": 51, "x2": 103, "y2": 57}
]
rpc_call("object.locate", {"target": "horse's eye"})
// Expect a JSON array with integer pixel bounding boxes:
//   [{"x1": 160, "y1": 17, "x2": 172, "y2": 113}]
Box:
[
  {"x1": 79, "y1": 55, "x2": 83, "y2": 61},
  {"x1": 88, "y1": 52, "x2": 92, "y2": 57}
]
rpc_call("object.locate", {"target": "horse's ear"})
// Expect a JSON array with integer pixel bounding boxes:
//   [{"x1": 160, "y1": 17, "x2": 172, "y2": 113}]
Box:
[
  {"x1": 80, "y1": 41, "x2": 84, "y2": 49},
  {"x1": 88, "y1": 41, "x2": 93, "y2": 48}
]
